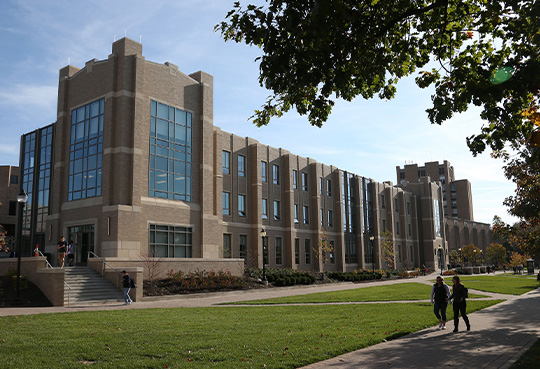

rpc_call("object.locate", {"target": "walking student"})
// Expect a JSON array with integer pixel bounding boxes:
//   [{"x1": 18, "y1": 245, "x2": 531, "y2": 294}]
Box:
[
  {"x1": 449, "y1": 275, "x2": 471, "y2": 332},
  {"x1": 57, "y1": 236, "x2": 68, "y2": 268},
  {"x1": 67, "y1": 240, "x2": 75, "y2": 266},
  {"x1": 121, "y1": 270, "x2": 133, "y2": 305},
  {"x1": 431, "y1": 276, "x2": 451, "y2": 329}
]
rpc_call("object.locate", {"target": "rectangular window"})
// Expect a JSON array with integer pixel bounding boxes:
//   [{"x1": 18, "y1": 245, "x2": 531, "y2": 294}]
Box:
[
  {"x1": 408, "y1": 223, "x2": 412, "y2": 237},
  {"x1": 394, "y1": 198, "x2": 398, "y2": 211},
  {"x1": 302, "y1": 172, "x2": 308, "y2": 191},
  {"x1": 9, "y1": 201, "x2": 17, "y2": 216},
  {"x1": 69, "y1": 98, "x2": 104, "y2": 201},
  {"x1": 329, "y1": 240, "x2": 335, "y2": 263},
  {"x1": 327, "y1": 210, "x2": 333, "y2": 227},
  {"x1": 275, "y1": 237, "x2": 282, "y2": 264},
  {"x1": 149, "y1": 224, "x2": 192, "y2": 258},
  {"x1": 319, "y1": 177, "x2": 323, "y2": 194},
  {"x1": 407, "y1": 201, "x2": 410, "y2": 214},
  {"x1": 396, "y1": 221, "x2": 400, "y2": 235},
  {"x1": 434, "y1": 199, "x2": 442, "y2": 237},
  {"x1": 223, "y1": 234, "x2": 231, "y2": 258},
  {"x1": 10, "y1": 175, "x2": 18, "y2": 184},
  {"x1": 273, "y1": 200, "x2": 280, "y2": 221},
  {"x1": 261, "y1": 161, "x2": 267, "y2": 182},
  {"x1": 222, "y1": 151, "x2": 230, "y2": 174},
  {"x1": 238, "y1": 194, "x2": 246, "y2": 217},
  {"x1": 223, "y1": 192, "x2": 230, "y2": 215},
  {"x1": 381, "y1": 194, "x2": 385, "y2": 208},
  {"x1": 293, "y1": 170, "x2": 297, "y2": 189},
  {"x1": 295, "y1": 238, "x2": 300, "y2": 264},
  {"x1": 273, "y1": 164, "x2": 279, "y2": 185},
  {"x1": 303, "y1": 205, "x2": 309, "y2": 224},
  {"x1": 294, "y1": 204, "x2": 299, "y2": 223},
  {"x1": 326, "y1": 179, "x2": 332, "y2": 196},
  {"x1": 239, "y1": 234, "x2": 247, "y2": 260},
  {"x1": 382, "y1": 219, "x2": 386, "y2": 231},
  {"x1": 305, "y1": 239, "x2": 311, "y2": 264},
  {"x1": 238, "y1": 155, "x2": 246, "y2": 177},
  {"x1": 397, "y1": 244, "x2": 402, "y2": 262},
  {"x1": 320, "y1": 208, "x2": 324, "y2": 226},
  {"x1": 149, "y1": 100, "x2": 192, "y2": 201},
  {"x1": 262, "y1": 198, "x2": 268, "y2": 219}
]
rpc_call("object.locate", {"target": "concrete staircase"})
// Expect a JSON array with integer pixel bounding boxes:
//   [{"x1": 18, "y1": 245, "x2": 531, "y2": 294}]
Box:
[{"x1": 64, "y1": 266, "x2": 124, "y2": 305}]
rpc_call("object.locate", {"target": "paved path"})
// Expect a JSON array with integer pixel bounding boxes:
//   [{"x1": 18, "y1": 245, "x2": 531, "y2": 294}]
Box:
[{"x1": 1, "y1": 272, "x2": 538, "y2": 369}]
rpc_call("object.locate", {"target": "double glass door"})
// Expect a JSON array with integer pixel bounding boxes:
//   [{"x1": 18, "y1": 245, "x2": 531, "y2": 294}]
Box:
[{"x1": 68, "y1": 225, "x2": 95, "y2": 265}]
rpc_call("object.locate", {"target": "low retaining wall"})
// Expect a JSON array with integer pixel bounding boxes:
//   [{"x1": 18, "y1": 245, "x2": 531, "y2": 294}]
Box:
[
  {"x1": 0, "y1": 257, "x2": 65, "y2": 306},
  {"x1": 88, "y1": 259, "x2": 143, "y2": 302}
]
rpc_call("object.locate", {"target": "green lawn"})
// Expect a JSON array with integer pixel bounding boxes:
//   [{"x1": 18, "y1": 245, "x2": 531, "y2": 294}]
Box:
[
  {"x1": 0, "y1": 301, "x2": 501, "y2": 369},
  {"x1": 456, "y1": 274, "x2": 539, "y2": 295},
  {"x1": 225, "y1": 282, "x2": 486, "y2": 305}
]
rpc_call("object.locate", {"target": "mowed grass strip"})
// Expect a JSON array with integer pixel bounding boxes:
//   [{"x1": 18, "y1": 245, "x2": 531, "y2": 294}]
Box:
[
  {"x1": 457, "y1": 274, "x2": 539, "y2": 295},
  {"x1": 0, "y1": 301, "x2": 502, "y2": 369},
  {"x1": 226, "y1": 282, "x2": 486, "y2": 305}
]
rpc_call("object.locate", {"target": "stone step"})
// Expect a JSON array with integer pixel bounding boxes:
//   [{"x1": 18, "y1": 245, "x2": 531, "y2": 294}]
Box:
[{"x1": 63, "y1": 266, "x2": 125, "y2": 305}]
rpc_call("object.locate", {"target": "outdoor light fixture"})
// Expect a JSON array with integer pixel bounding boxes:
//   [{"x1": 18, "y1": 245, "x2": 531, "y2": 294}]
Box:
[
  {"x1": 15, "y1": 189, "x2": 28, "y2": 305},
  {"x1": 369, "y1": 234, "x2": 375, "y2": 276},
  {"x1": 260, "y1": 229, "x2": 267, "y2": 284},
  {"x1": 438, "y1": 245, "x2": 443, "y2": 275}
]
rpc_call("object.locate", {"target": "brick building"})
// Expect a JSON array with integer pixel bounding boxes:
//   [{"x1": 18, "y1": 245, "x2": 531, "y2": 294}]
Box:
[{"x1": 15, "y1": 38, "x2": 492, "y2": 275}]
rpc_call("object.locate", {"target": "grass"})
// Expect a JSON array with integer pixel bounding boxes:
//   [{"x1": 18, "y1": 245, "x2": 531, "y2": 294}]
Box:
[
  {"x1": 455, "y1": 274, "x2": 539, "y2": 295},
  {"x1": 0, "y1": 301, "x2": 502, "y2": 369},
  {"x1": 510, "y1": 338, "x2": 540, "y2": 368},
  {"x1": 225, "y1": 282, "x2": 486, "y2": 305}
]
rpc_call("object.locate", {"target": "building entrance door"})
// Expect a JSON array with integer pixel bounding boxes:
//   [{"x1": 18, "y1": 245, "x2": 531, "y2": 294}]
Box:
[{"x1": 68, "y1": 225, "x2": 95, "y2": 266}]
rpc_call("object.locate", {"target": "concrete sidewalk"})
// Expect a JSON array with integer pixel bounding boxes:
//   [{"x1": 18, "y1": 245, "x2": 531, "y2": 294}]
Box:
[{"x1": 300, "y1": 288, "x2": 540, "y2": 369}]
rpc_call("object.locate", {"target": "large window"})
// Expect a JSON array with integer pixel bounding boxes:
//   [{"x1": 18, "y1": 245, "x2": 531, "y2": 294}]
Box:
[
  {"x1": 223, "y1": 192, "x2": 230, "y2": 215},
  {"x1": 149, "y1": 224, "x2": 192, "y2": 258},
  {"x1": 302, "y1": 172, "x2": 308, "y2": 191},
  {"x1": 326, "y1": 179, "x2": 332, "y2": 196},
  {"x1": 223, "y1": 151, "x2": 230, "y2": 174},
  {"x1": 149, "y1": 100, "x2": 192, "y2": 201},
  {"x1": 262, "y1": 198, "x2": 268, "y2": 219},
  {"x1": 273, "y1": 164, "x2": 279, "y2": 185},
  {"x1": 434, "y1": 199, "x2": 442, "y2": 237},
  {"x1": 274, "y1": 200, "x2": 281, "y2": 221},
  {"x1": 223, "y1": 234, "x2": 231, "y2": 258},
  {"x1": 295, "y1": 238, "x2": 300, "y2": 264},
  {"x1": 68, "y1": 98, "x2": 104, "y2": 201},
  {"x1": 275, "y1": 237, "x2": 282, "y2": 264},
  {"x1": 239, "y1": 235, "x2": 247, "y2": 260},
  {"x1": 238, "y1": 155, "x2": 246, "y2": 177},
  {"x1": 293, "y1": 170, "x2": 298, "y2": 189},
  {"x1": 327, "y1": 210, "x2": 333, "y2": 227},
  {"x1": 238, "y1": 194, "x2": 246, "y2": 217},
  {"x1": 305, "y1": 239, "x2": 311, "y2": 264},
  {"x1": 303, "y1": 205, "x2": 309, "y2": 224},
  {"x1": 261, "y1": 161, "x2": 267, "y2": 182},
  {"x1": 294, "y1": 204, "x2": 299, "y2": 223}
]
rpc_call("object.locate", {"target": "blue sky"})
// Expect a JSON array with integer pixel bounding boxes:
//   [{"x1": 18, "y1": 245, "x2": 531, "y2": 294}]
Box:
[{"x1": 0, "y1": 0, "x2": 517, "y2": 225}]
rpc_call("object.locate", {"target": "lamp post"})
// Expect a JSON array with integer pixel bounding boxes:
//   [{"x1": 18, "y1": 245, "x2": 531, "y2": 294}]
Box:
[
  {"x1": 438, "y1": 246, "x2": 443, "y2": 275},
  {"x1": 458, "y1": 248, "x2": 462, "y2": 267},
  {"x1": 369, "y1": 234, "x2": 375, "y2": 276},
  {"x1": 473, "y1": 249, "x2": 477, "y2": 267},
  {"x1": 15, "y1": 189, "x2": 28, "y2": 305},
  {"x1": 260, "y1": 229, "x2": 267, "y2": 284}
]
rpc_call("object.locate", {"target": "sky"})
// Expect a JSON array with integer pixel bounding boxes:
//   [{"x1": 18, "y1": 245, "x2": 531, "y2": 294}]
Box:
[{"x1": 0, "y1": 0, "x2": 518, "y2": 225}]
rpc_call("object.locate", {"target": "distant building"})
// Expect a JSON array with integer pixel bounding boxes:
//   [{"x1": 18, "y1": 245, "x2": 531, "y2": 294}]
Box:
[
  {"x1": 15, "y1": 38, "x2": 492, "y2": 275},
  {"x1": 0, "y1": 165, "x2": 20, "y2": 252}
]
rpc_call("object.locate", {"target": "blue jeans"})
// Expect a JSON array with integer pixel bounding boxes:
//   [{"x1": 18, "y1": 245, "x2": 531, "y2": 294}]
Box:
[
  {"x1": 434, "y1": 301, "x2": 448, "y2": 322},
  {"x1": 123, "y1": 288, "x2": 132, "y2": 304}
]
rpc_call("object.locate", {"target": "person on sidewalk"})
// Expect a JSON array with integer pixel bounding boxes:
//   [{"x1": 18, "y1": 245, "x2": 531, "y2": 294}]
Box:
[
  {"x1": 449, "y1": 275, "x2": 470, "y2": 332},
  {"x1": 57, "y1": 236, "x2": 67, "y2": 268},
  {"x1": 431, "y1": 276, "x2": 451, "y2": 329},
  {"x1": 121, "y1": 270, "x2": 133, "y2": 305}
]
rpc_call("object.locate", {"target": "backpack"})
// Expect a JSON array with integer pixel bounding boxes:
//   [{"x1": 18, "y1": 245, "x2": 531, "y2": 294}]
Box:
[
  {"x1": 130, "y1": 277, "x2": 136, "y2": 288},
  {"x1": 463, "y1": 287, "x2": 468, "y2": 298}
]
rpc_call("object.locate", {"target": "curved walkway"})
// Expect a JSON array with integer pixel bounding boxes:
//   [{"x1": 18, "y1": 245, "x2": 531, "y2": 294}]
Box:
[{"x1": 1, "y1": 272, "x2": 538, "y2": 369}]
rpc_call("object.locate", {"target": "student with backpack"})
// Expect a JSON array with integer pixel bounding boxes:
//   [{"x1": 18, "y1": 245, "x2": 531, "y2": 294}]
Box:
[
  {"x1": 449, "y1": 275, "x2": 470, "y2": 332},
  {"x1": 121, "y1": 270, "x2": 134, "y2": 305},
  {"x1": 431, "y1": 276, "x2": 451, "y2": 329}
]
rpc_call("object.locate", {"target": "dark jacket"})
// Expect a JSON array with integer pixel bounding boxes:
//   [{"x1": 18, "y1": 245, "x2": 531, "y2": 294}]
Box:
[
  {"x1": 450, "y1": 284, "x2": 468, "y2": 304},
  {"x1": 122, "y1": 274, "x2": 131, "y2": 288}
]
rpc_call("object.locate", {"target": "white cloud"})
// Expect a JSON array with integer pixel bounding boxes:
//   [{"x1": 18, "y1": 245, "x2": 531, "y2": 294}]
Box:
[{"x1": 0, "y1": 84, "x2": 57, "y2": 108}]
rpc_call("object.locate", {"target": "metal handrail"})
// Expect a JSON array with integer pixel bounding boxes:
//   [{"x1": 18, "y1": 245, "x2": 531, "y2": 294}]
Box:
[
  {"x1": 38, "y1": 250, "x2": 71, "y2": 307},
  {"x1": 88, "y1": 251, "x2": 123, "y2": 288}
]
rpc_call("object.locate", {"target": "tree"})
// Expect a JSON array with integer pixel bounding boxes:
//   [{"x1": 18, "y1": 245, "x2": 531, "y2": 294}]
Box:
[
  {"x1": 0, "y1": 224, "x2": 7, "y2": 253},
  {"x1": 461, "y1": 244, "x2": 481, "y2": 266},
  {"x1": 379, "y1": 230, "x2": 395, "y2": 269},
  {"x1": 507, "y1": 251, "x2": 529, "y2": 271},
  {"x1": 314, "y1": 231, "x2": 334, "y2": 264},
  {"x1": 486, "y1": 243, "x2": 507, "y2": 267},
  {"x1": 217, "y1": 1, "x2": 540, "y2": 154},
  {"x1": 448, "y1": 249, "x2": 460, "y2": 267}
]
